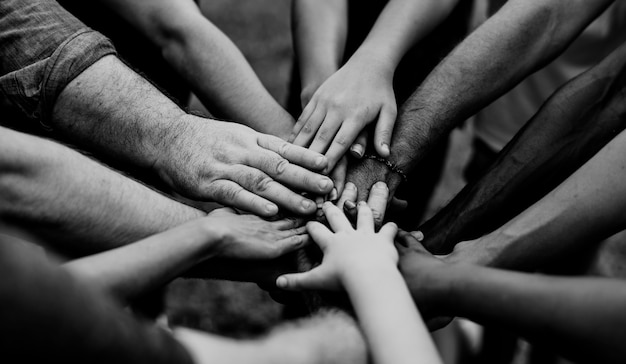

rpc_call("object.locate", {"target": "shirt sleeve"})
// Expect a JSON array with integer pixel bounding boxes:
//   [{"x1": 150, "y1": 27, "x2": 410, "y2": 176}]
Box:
[
  {"x1": 0, "y1": 0, "x2": 117, "y2": 129},
  {"x1": 0, "y1": 237, "x2": 195, "y2": 364}
]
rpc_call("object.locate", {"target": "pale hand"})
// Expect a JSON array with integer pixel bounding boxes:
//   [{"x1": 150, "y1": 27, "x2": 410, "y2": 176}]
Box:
[
  {"x1": 290, "y1": 55, "x2": 397, "y2": 172},
  {"x1": 155, "y1": 115, "x2": 334, "y2": 217},
  {"x1": 276, "y1": 202, "x2": 398, "y2": 291}
]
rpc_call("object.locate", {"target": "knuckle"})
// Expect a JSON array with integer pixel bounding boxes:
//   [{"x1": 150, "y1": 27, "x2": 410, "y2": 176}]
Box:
[
  {"x1": 317, "y1": 129, "x2": 330, "y2": 142},
  {"x1": 334, "y1": 135, "x2": 350, "y2": 147},
  {"x1": 278, "y1": 142, "x2": 291, "y2": 156},
  {"x1": 274, "y1": 158, "x2": 290, "y2": 175},
  {"x1": 254, "y1": 176, "x2": 274, "y2": 193}
]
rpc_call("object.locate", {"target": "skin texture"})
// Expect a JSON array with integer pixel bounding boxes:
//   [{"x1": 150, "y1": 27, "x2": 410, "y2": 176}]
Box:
[
  {"x1": 93, "y1": 0, "x2": 294, "y2": 138},
  {"x1": 51, "y1": 55, "x2": 333, "y2": 217},
  {"x1": 1, "y1": 238, "x2": 370, "y2": 364},
  {"x1": 0, "y1": 126, "x2": 204, "y2": 256},
  {"x1": 343, "y1": 0, "x2": 615, "y2": 204},
  {"x1": 65, "y1": 208, "x2": 308, "y2": 303},
  {"x1": 291, "y1": 0, "x2": 459, "y2": 173},
  {"x1": 277, "y1": 203, "x2": 442, "y2": 364},
  {"x1": 420, "y1": 40, "x2": 626, "y2": 255},
  {"x1": 397, "y1": 233, "x2": 626, "y2": 364}
]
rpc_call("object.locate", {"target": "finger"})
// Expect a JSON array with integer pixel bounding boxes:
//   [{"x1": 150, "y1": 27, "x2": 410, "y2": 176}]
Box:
[
  {"x1": 336, "y1": 181, "x2": 357, "y2": 209},
  {"x1": 308, "y1": 114, "x2": 343, "y2": 154},
  {"x1": 397, "y1": 230, "x2": 427, "y2": 252},
  {"x1": 410, "y1": 231, "x2": 425, "y2": 242},
  {"x1": 329, "y1": 156, "x2": 348, "y2": 200},
  {"x1": 306, "y1": 221, "x2": 333, "y2": 249},
  {"x1": 350, "y1": 129, "x2": 368, "y2": 159},
  {"x1": 293, "y1": 105, "x2": 326, "y2": 147},
  {"x1": 367, "y1": 181, "x2": 389, "y2": 228},
  {"x1": 205, "y1": 180, "x2": 278, "y2": 217},
  {"x1": 247, "y1": 149, "x2": 334, "y2": 195},
  {"x1": 356, "y1": 202, "x2": 374, "y2": 232},
  {"x1": 276, "y1": 268, "x2": 325, "y2": 291},
  {"x1": 272, "y1": 217, "x2": 305, "y2": 230},
  {"x1": 379, "y1": 222, "x2": 398, "y2": 241},
  {"x1": 374, "y1": 105, "x2": 397, "y2": 157},
  {"x1": 290, "y1": 102, "x2": 317, "y2": 142},
  {"x1": 324, "y1": 121, "x2": 362, "y2": 172},
  {"x1": 323, "y1": 202, "x2": 353, "y2": 232},
  {"x1": 226, "y1": 165, "x2": 318, "y2": 215},
  {"x1": 274, "y1": 234, "x2": 310, "y2": 256},
  {"x1": 257, "y1": 134, "x2": 327, "y2": 171}
]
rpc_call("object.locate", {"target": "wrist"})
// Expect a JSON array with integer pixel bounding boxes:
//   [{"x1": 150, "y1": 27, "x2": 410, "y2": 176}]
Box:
[
  {"x1": 349, "y1": 46, "x2": 396, "y2": 76},
  {"x1": 340, "y1": 259, "x2": 399, "y2": 289}
]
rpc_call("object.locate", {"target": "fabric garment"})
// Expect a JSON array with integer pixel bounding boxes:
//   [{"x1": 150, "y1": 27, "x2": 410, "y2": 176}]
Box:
[
  {"x1": 0, "y1": 236, "x2": 193, "y2": 364},
  {"x1": 474, "y1": 1, "x2": 626, "y2": 152},
  {"x1": 0, "y1": 0, "x2": 116, "y2": 129}
]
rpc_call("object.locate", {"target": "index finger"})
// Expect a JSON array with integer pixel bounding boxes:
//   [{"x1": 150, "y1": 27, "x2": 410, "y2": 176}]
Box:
[
  {"x1": 258, "y1": 134, "x2": 328, "y2": 171},
  {"x1": 367, "y1": 181, "x2": 389, "y2": 229}
]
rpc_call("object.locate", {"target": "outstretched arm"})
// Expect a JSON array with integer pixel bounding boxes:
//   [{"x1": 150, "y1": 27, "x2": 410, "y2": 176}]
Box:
[
  {"x1": 420, "y1": 41, "x2": 626, "y2": 254},
  {"x1": 398, "y1": 237, "x2": 626, "y2": 364},
  {"x1": 291, "y1": 0, "x2": 460, "y2": 171},
  {"x1": 0, "y1": 127, "x2": 204, "y2": 256},
  {"x1": 95, "y1": 0, "x2": 294, "y2": 138},
  {"x1": 346, "y1": 0, "x2": 615, "y2": 202}
]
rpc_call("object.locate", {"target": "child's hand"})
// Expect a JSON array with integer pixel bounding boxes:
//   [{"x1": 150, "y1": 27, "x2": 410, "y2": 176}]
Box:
[
  {"x1": 276, "y1": 202, "x2": 398, "y2": 291},
  {"x1": 205, "y1": 208, "x2": 309, "y2": 260},
  {"x1": 289, "y1": 54, "x2": 397, "y2": 172}
]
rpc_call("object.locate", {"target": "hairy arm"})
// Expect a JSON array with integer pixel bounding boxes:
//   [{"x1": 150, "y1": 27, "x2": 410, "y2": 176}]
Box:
[
  {"x1": 348, "y1": 0, "x2": 615, "y2": 202},
  {"x1": 0, "y1": 127, "x2": 204, "y2": 257},
  {"x1": 95, "y1": 0, "x2": 294, "y2": 138},
  {"x1": 420, "y1": 41, "x2": 626, "y2": 253}
]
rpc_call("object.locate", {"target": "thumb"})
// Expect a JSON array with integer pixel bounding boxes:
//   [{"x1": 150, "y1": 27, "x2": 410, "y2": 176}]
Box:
[
  {"x1": 276, "y1": 267, "x2": 325, "y2": 291},
  {"x1": 374, "y1": 105, "x2": 397, "y2": 157}
]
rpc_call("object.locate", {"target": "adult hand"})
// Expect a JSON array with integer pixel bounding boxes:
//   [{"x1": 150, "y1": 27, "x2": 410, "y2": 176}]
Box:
[
  {"x1": 396, "y1": 231, "x2": 453, "y2": 330},
  {"x1": 341, "y1": 156, "x2": 404, "y2": 208},
  {"x1": 276, "y1": 202, "x2": 398, "y2": 291},
  {"x1": 205, "y1": 208, "x2": 309, "y2": 260},
  {"x1": 290, "y1": 53, "x2": 397, "y2": 172},
  {"x1": 155, "y1": 116, "x2": 334, "y2": 217}
]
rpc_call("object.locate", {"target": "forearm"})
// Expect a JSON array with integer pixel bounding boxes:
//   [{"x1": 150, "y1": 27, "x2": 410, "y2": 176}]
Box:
[
  {"x1": 292, "y1": 0, "x2": 348, "y2": 93},
  {"x1": 65, "y1": 219, "x2": 216, "y2": 303},
  {"x1": 0, "y1": 239, "x2": 194, "y2": 364},
  {"x1": 420, "y1": 41, "x2": 626, "y2": 254},
  {"x1": 435, "y1": 264, "x2": 626, "y2": 364},
  {"x1": 355, "y1": 0, "x2": 458, "y2": 70},
  {"x1": 390, "y1": 0, "x2": 613, "y2": 171},
  {"x1": 344, "y1": 264, "x2": 440, "y2": 364},
  {"x1": 0, "y1": 127, "x2": 204, "y2": 256},
  {"x1": 97, "y1": 0, "x2": 293, "y2": 138},
  {"x1": 447, "y1": 124, "x2": 626, "y2": 270}
]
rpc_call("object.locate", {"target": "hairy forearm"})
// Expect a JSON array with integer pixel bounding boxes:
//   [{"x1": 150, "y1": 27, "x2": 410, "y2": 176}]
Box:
[
  {"x1": 0, "y1": 127, "x2": 204, "y2": 256},
  {"x1": 292, "y1": 0, "x2": 348, "y2": 92},
  {"x1": 65, "y1": 219, "x2": 216, "y2": 303},
  {"x1": 421, "y1": 42, "x2": 626, "y2": 254},
  {"x1": 97, "y1": 0, "x2": 293, "y2": 138},
  {"x1": 344, "y1": 265, "x2": 440, "y2": 364},
  {"x1": 434, "y1": 264, "x2": 626, "y2": 364},
  {"x1": 390, "y1": 0, "x2": 613, "y2": 170}
]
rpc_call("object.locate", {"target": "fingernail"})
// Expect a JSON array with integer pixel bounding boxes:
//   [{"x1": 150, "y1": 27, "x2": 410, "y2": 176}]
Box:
[
  {"x1": 350, "y1": 145, "x2": 364, "y2": 158},
  {"x1": 266, "y1": 203, "x2": 278, "y2": 214},
  {"x1": 374, "y1": 181, "x2": 388, "y2": 190},
  {"x1": 345, "y1": 182, "x2": 356, "y2": 190},
  {"x1": 344, "y1": 200, "x2": 356, "y2": 210},
  {"x1": 329, "y1": 188, "x2": 338, "y2": 201},
  {"x1": 276, "y1": 276, "x2": 287, "y2": 288},
  {"x1": 319, "y1": 178, "x2": 332, "y2": 191},
  {"x1": 316, "y1": 196, "x2": 324, "y2": 209},
  {"x1": 315, "y1": 156, "x2": 326, "y2": 168},
  {"x1": 414, "y1": 231, "x2": 425, "y2": 241},
  {"x1": 381, "y1": 143, "x2": 390, "y2": 155},
  {"x1": 301, "y1": 199, "x2": 313, "y2": 211}
]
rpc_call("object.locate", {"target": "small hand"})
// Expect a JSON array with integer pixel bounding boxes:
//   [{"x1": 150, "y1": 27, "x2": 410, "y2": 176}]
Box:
[
  {"x1": 290, "y1": 55, "x2": 397, "y2": 172},
  {"x1": 205, "y1": 208, "x2": 309, "y2": 260},
  {"x1": 276, "y1": 202, "x2": 398, "y2": 291},
  {"x1": 155, "y1": 116, "x2": 334, "y2": 217}
]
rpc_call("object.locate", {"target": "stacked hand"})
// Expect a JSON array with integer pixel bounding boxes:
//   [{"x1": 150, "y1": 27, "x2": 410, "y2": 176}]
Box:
[{"x1": 155, "y1": 115, "x2": 334, "y2": 217}]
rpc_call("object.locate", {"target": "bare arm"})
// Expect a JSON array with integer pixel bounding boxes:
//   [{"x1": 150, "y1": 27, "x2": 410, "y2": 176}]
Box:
[
  {"x1": 347, "y1": 0, "x2": 615, "y2": 202},
  {"x1": 95, "y1": 0, "x2": 294, "y2": 138},
  {"x1": 420, "y1": 41, "x2": 626, "y2": 254},
  {"x1": 0, "y1": 126, "x2": 204, "y2": 256},
  {"x1": 398, "y1": 239, "x2": 626, "y2": 364},
  {"x1": 291, "y1": 0, "x2": 460, "y2": 170},
  {"x1": 65, "y1": 208, "x2": 308, "y2": 303}
]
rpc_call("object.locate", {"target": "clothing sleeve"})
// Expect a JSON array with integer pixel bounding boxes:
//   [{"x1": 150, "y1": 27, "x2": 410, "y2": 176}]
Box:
[
  {"x1": 0, "y1": 238, "x2": 194, "y2": 364},
  {"x1": 0, "y1": 0, "x2": 116, "y2": 128}
]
